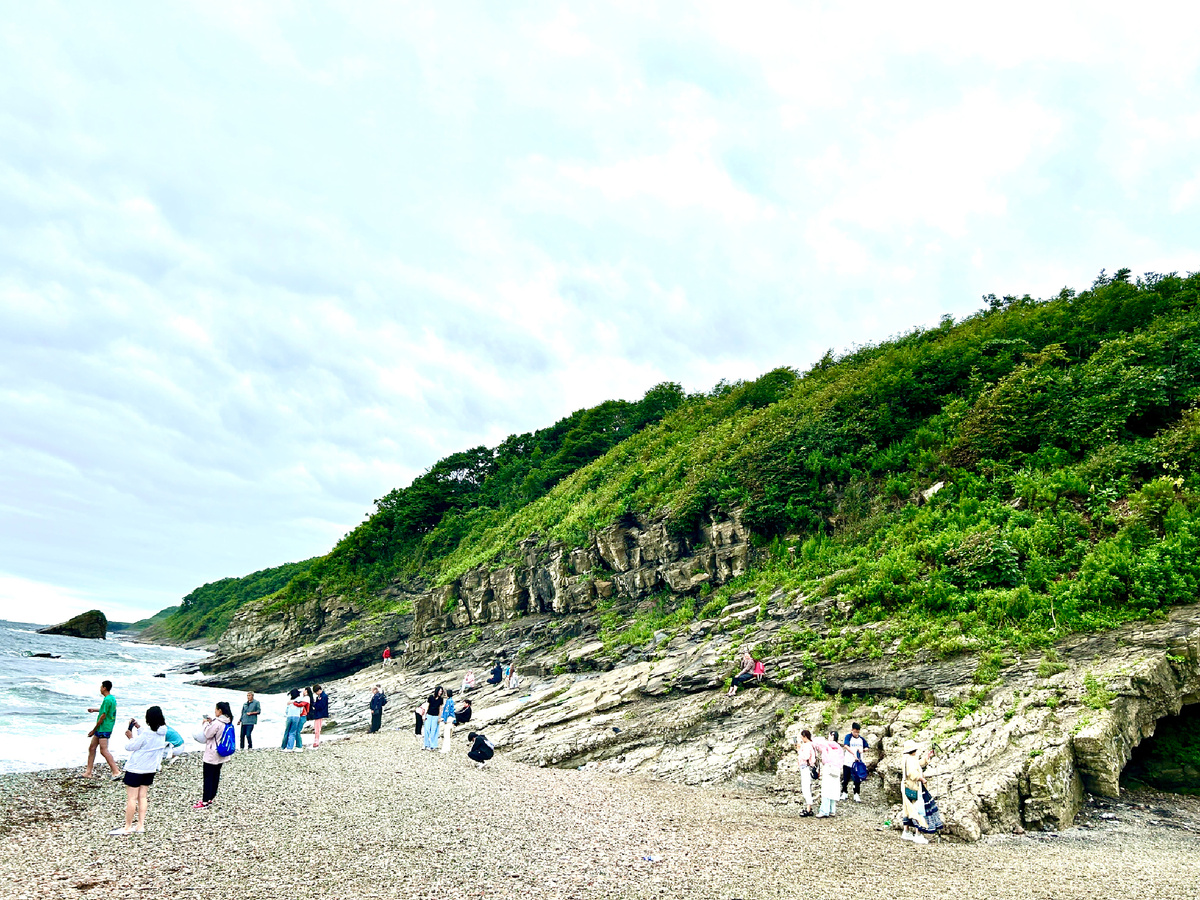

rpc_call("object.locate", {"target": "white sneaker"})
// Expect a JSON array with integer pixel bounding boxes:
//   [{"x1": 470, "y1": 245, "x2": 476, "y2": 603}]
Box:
[
  {"x1": 912, "y1": 834, "x2": 929, "y2": 844},
  {"x1": 900, "y1": 830, "x2": 913, "y2": 841},
  {"x1": 839, "y1": 792, "x2": 848, "y2": 800},
  {"x1": 853, "y1": 794, "x2": 862, "y2": 803},
  {"x1": 107, "y1": 827, "x2": 131, "y2": 836}
]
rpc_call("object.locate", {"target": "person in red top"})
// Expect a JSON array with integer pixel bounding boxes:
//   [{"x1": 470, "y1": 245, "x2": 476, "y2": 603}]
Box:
[{"x1": 382, "y1": 646, "x2": 392, "y2": 668}]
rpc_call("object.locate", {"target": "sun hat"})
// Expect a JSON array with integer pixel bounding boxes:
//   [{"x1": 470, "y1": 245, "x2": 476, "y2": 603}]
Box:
[{"x1": 902, "y1": 739, "x2": 922, "y2": 754}]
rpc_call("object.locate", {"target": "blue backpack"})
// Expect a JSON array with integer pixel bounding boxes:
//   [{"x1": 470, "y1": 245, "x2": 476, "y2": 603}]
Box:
[{"x1": 216, "y1": 721, "x2": 236, "y2": 757}]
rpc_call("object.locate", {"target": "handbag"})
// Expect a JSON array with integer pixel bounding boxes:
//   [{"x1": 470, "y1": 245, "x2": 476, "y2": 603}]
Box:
[
  {"x1": 904, "y1": 786, "x2": 919, "y2": 802},
  {"x1": 853, "y1": 759, "x2": 868, "y2": 781},
  {"x1": 809, "y1": 765, "x2": 820, "y2": 780}
]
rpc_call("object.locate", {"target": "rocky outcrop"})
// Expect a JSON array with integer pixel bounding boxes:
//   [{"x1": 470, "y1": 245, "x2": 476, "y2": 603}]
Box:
[
  {"x1": 196, "y1": 512, "x2": 752, "y2": 691},
  {"x1": 306, "y1": 591, "x2": 1200, "y2": 843},
  {"x1": 189, "y1": 596, "x2": 413, "y2": 693},
  {"x1": 38, "y1": 610, "x2": 107, "y2": 640}
]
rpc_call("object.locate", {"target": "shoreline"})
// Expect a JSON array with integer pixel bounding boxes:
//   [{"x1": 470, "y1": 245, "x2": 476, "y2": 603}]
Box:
[{"x1": 4, "y1": 732, "x2": 1200, "y2": 900}]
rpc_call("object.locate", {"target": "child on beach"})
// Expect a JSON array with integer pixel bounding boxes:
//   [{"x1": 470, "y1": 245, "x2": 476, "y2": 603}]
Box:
[{"x1": 111, "y1": 706, "x2": 167, "y2": 835}]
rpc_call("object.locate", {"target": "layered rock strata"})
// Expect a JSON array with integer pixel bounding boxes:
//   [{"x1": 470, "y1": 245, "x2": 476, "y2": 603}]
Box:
[{"x1": 195, "y1": 512, "x2": 751, "y2": 692}]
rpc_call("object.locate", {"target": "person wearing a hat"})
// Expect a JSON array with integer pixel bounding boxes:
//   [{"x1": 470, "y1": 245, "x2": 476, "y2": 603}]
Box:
[{"x1": 900, "y1": 739, "x2": 930, "y2": 844}]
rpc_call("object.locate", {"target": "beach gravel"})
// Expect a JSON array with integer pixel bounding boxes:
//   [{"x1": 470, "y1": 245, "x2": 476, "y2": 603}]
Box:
[{"x1": 2, "y1": 732, "x2": 1198, "y2": 900}]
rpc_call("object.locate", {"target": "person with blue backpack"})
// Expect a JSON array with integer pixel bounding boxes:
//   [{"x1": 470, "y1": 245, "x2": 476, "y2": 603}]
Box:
[
  {"x1": 192, "y1": 701, "x2": 235, "y2": 809},
  {"x1": 840, "y1": 722, "x2": 870, "y2": 803}
]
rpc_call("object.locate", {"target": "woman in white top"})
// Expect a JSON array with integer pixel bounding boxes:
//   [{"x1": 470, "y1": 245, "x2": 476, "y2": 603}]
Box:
[
  {"x1": 110, "y1": 705, "x2": 168, "y2": 835},
  {"x1": 794, "y1": 729, "x2": 817, "y2": 817},
  {"x1": 900, "y1": 739, "x2": 931, "y2": 844}
]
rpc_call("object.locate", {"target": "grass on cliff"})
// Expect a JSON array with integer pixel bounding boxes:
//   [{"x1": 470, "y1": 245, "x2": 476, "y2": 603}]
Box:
[{"x1": 249, "y1": 269, "x2": 1200, "y2": 663}]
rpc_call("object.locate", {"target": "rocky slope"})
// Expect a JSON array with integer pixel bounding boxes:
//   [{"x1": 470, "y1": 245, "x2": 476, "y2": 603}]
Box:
[
  {"x1": 192, "y1": 511, "x2": 752, "y2": 692},
  {"x1": 239, "y1": 565, "x2": 1200, "y2": 843}
]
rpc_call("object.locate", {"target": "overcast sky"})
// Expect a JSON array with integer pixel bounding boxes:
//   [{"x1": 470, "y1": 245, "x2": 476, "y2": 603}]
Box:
[{"x1": 2, "y1": 2, "x2": 1199, "y2": 624}]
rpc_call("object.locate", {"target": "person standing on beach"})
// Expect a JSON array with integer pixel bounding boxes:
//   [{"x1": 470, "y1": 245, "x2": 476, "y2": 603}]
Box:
[
  {"x1": 192, "y1": 701, "x2": 234, "y2": 809},
  {"x1": 84, "y1": 680, "x2": 122, "y2": 780},
  {"x1": 310, "y1": 685, "x2": 329, "y2": 747},
  {"x1": 795, "y1": 729, "x2": 817, "y2": 817},
  {"x1": 110, "y1": 706, "x2": 167, "y2": 835},
  {"x1": 369, "y1": 685, "x2": 387, "y2": 733},
  {"x1": 281, "y1": 689, "x2": 306, "y2": 751},
  {"x1": 382, "y1": 646, "x2": 392, "y2": 668},
  {"x1": 840, "y1": 722, "x2": 869, "y2": 803},
  {"x1": 239, "y1": 691, "x2": 261, "y2": 750},
  {"x1": 813, "y1": 730, "x2": 843, "y2": 818},
  {"x1": 422, "y1": 686, "x2": 444, "y2": 750},
  {"x1": 438, "y1": 690, "x2": 456, "y2": 750}
]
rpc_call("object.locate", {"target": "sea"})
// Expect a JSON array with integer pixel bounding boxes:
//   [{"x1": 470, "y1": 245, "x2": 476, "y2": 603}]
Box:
[{"x1": 0, "y1": 619, "x2": 287, "y2": 773}]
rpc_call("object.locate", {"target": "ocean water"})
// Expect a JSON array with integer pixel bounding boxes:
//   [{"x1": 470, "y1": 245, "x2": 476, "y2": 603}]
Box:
[{"x1": 0, "y1": 620, "x2": 288, "y2": 773}]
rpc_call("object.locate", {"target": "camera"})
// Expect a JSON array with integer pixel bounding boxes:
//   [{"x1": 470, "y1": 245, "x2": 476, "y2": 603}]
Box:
[{"x1": 128, "y1": 718, "x2": 138, "y2": 731}]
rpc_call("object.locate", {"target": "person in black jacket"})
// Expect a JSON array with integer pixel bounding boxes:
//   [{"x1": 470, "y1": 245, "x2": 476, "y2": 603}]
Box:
[
  {"x1": 487, "y1": 662, "x2": 503, "y2": 685},
  {"x1": 368, "y1": 685, "x2": 387, "y2": 734},
  {"x1": 309, "y1": 685, "x2": 329, "y2": 747},
  {"x1": 466, "y1": 732, "x2": 494, "y2": 768}
]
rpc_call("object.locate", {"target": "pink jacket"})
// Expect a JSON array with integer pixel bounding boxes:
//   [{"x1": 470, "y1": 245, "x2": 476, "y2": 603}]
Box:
[
  {"x1": 192, "y1": 715, "x2": 232, "y2": 765},
  {"x1": 813, "y1": 737, "x2": 842, "y2": 768}
]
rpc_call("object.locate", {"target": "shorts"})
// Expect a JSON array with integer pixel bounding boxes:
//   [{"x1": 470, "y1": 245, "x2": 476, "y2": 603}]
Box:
[
  {"x1": 94, "y1": 731, "x2": 112, "y2": 740},
  {"x1": 123, "y1": 771, "x2": 155, "y2": 788}
]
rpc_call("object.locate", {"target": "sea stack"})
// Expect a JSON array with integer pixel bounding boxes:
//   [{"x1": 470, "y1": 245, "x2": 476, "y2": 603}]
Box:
[{"x1": 38, "y1": 609, "x2": 108, "y2": 640}]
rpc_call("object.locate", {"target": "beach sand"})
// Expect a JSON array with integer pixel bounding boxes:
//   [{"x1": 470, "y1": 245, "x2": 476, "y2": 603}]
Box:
[{"x1": 3, "y1": 731, "x2": 1199, "y2": 900}]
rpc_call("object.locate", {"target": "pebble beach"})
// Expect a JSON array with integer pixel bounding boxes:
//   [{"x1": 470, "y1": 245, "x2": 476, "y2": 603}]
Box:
[{"x1": 3, "y1": 733, "x2": 1199, "y2": 900}]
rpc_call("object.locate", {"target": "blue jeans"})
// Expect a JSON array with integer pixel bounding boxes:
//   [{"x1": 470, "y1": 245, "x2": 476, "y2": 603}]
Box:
[
  {"x1": 283, "y1": 716, "x2": 304, "y2": 750},
  {"x1": 422, "y1": 714, "x2": 440, "y2": 749}
]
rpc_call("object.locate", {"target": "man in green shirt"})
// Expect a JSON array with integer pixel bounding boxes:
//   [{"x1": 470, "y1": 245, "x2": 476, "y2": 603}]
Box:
[{"x1": 83, "y1": 680, "x2": 122, "y2": 779}]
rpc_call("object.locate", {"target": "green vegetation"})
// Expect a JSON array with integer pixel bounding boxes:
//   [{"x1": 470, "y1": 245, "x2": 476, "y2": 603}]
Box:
[
  {"x1": 1082, "y1": 672, "x2": 1117, "y2": 710},
  {"x1": 205, "y1": 269, "x2": 1200, "y2": 662},
  {"x1": 140, "y1": 559, "x2": 316, "y2": 644},
  {"x1": 108, "y1": 606, "x2": 176, "y2": 633}
]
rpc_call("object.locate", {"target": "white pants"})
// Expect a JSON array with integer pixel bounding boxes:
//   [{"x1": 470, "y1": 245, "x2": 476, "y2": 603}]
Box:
[
  {"x1": 800, "y1": 766, "x2": 813, "y2": 808},
  {"x1": 439, "y1": 719, "x2": 455, "y2": 751}
]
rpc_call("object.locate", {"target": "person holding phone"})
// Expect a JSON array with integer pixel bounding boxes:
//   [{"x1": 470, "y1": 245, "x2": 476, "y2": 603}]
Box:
[
  {"x1": 110, "y1": 707, "x2": 167, "y2": 835},
  {"x1": 192, "y1": 701, "x2": 233, "y2": 809}
]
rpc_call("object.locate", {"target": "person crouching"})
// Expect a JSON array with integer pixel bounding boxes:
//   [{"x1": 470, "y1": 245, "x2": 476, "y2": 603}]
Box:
[{"x1": 466, "y1": 732, "x2": 494, "y2": 768}]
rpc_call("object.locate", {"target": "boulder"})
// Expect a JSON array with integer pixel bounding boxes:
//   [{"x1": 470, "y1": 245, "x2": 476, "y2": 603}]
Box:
[{"x1": 38, "y1": 609, "x2": 107, "y2": 640}]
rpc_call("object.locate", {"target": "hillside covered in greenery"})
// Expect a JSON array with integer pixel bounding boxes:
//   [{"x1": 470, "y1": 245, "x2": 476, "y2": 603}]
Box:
[
  {"x1": 138, "y1": 559, "x2": 316, "y2": 644},
  {"x1": 159, "y1": 269, "x2": 1200, "y2": 663},
  {"x1": 275, "y1": 268, "x2": 1200, "y2": 658}
]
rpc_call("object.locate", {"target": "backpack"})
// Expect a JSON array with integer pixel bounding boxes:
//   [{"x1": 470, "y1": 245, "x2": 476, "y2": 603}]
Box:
[{"x1": 216, "y1": 721, "x2": 236, "y2": 757}]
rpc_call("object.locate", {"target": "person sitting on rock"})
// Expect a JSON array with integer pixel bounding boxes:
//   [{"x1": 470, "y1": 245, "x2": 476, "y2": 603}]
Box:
[
  {"x1": 461, "y1": 671, "x2": 476, "y2": 693},
  {"x1": 466, "y1": 731, "x2": 495, "y2": 768},
  {"x1": 728, "y1": 651, "x2": 755, "y2": 696},
  {"x1": 487, "y1": 662, "x2": 503, "y2": 685}
]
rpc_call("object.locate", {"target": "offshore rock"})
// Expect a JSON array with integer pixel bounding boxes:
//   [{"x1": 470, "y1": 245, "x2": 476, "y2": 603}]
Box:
[{"x1": 38, "y1": 609, "x2": 107, "y2": 640}]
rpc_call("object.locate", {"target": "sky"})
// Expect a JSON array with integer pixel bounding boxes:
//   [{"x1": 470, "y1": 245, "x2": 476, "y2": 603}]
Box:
[{"x1": 2, "y1": 2, "x2": 1199, "y2": 624}]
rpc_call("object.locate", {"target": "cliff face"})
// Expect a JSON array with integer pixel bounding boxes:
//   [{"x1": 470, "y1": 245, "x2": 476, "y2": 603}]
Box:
[
  {"x1": 38, "y1": 609, "x2": 107, "y2": 640},
  {"x1": 194, "y1": 512, "x2": 751, "y2": 692},
  {"x1": 311, "y1": 596, "x2": 1200, "y2": 843}
]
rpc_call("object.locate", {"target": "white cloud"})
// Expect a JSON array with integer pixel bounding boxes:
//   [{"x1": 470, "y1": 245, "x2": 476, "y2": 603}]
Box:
[{"x1": 1, "y1": 1, "x2": 1198, "y2": 622}]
